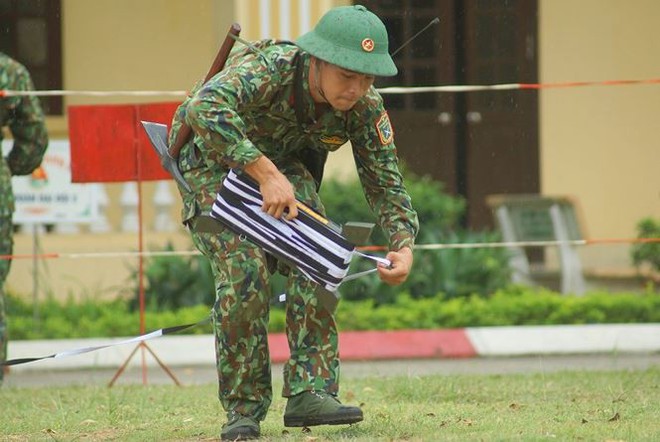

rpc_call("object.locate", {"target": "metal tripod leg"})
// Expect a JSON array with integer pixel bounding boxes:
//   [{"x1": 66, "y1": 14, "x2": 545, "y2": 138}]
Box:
[{"x1": 108, "y1": 341, "x2": 181, "y2": 387}]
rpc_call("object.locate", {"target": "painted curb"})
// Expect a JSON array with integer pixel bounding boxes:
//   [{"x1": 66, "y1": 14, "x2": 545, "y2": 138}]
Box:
[
  {"x1": 7, "y1": 324, "x2": 659, "y2": 372},
  {"x1": 466, "y1": 324, "x2": 660, "y2": 356}
]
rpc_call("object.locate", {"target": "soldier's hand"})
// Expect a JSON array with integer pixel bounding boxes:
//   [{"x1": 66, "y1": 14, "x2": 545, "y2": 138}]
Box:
[
  {"x1": 260, "y1": 174, "x2": 298, "y2": 220},
  {"x1": 244, "y1": 156, "x2": 298, "y2": 220},
  {"x1": 377, "y1": 247, "x2": 413, "y2": 286}
]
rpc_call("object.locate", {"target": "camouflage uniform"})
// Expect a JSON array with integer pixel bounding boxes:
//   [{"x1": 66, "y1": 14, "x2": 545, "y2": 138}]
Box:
[
  {"x1": 170, "y1": 40, "x2": 418, "y2": 421},
  {"x1": 0, "y1": 53, "x2": 48, "y2": 383}
]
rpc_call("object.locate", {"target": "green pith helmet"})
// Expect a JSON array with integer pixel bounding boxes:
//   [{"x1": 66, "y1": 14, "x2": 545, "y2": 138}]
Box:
[{"x1": 296, "y1": 5, "x2": 397, "y2": 77}]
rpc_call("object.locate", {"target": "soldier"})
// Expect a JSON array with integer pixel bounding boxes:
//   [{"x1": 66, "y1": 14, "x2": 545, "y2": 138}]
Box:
[
  {"x1": 0, "y1": 53, "x2": 49, "y2": 385},
  {"x1": 169, "y1": 5, "x2": 418, "y2": 440}
]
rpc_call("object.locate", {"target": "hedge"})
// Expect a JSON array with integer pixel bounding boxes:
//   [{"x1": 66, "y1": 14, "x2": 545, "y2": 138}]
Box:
[{"x1": 6, "y1": 285, "x2": 658, "y2": 340}]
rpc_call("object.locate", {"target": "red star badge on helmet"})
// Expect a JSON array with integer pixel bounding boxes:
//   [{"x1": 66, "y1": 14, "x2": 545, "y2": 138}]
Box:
[{"x1": 361, "y1": 38, "x2": 375, "y2": 52}]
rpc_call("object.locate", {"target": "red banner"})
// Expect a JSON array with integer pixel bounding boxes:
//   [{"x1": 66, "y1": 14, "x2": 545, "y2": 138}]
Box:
[{"x1": 68, "y1": 102, "x2": 180, "y2": 183}]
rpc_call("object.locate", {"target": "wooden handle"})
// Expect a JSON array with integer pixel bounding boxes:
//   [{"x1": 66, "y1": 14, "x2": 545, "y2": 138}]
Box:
[{"x1": 168, "y1": 23, "x2": 242, "y2": 159}]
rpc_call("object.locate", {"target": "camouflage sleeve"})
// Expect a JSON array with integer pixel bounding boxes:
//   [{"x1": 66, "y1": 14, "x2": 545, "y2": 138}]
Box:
[
  {"x1": 184, "y1": 45, "x2": 283, "y2": 168},
  {"x1": 5, "y1": 61, "x2": 48, "y2": 176},
  {"x1": 350, "y1": 101, "x2": 419, "y2": 251}
]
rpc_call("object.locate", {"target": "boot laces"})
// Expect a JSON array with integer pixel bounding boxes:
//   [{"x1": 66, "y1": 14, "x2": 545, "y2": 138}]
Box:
[{"x1": 311, "y1": 390, "x2": 327, "y2": 400}]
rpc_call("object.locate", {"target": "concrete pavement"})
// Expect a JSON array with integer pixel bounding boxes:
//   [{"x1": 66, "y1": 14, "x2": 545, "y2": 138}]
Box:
[{"x1": 4, "y1": 353, "x2": 660, "y2": 388}]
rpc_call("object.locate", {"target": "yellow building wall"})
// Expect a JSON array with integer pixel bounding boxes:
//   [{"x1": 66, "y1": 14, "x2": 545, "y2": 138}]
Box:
[
  {"x1": 10, "y1": 0, "x2": 238, "y2": 298},
  {"x1": 9, "y1": 0, "x2": 352, "y2": 298},
  {"x1": 236, "y1": 0, "x2": 336, "y2": 40},
  {"x1": 9, "y1": 0, "x2": 659, "y2": 299},
  {"x1": 539, "y1": 0, "x2": 660, "y2": 269},
  {"x1": 47, "y1": 0, "x2": 234, "y2": 138}
]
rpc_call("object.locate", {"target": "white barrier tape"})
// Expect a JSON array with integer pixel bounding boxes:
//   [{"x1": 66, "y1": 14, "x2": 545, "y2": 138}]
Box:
[
  {"x1": 342, "y1": 267, "x2": 379, "y2": 282},
  {"x1": 1, "y1": 318, "x2": 210, "y2": 367},
  {"x1": 65, "y1": 251, "x2": 200, "y2": 258},
  {"x1": 355, "y1": 250, "x2": 392, "y2": 267},
  {"x1": 4, "y1": 237, "x2": 659, "y2": 261},
  {"x1": 413, "y1": 239, "x2": 588, "y2": 250},
  {"x1": 0, "y1": 251, "x2": 202, "y2": 261}
]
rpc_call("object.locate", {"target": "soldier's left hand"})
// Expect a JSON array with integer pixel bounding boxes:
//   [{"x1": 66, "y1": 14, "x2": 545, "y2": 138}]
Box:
[{"x1": 377, "y1": 247, "x2": 413, "y2": 286}]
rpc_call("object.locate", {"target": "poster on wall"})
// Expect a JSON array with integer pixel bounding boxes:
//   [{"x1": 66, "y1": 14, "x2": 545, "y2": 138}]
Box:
[{"x1": 3, "y1": 140, "x2": 99, "y2": 224}]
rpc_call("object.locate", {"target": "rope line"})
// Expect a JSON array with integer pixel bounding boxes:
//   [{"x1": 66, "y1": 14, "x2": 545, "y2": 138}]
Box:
[
  {"x1": 2, "y1": 77, "x2": 660, "y2": 98},
  {"x1": 378, "y1": 78, "x2": 660, "y2": 94},
  {"x1": 0, "y1": 89, "x2": 189, "y2": 97},
  {"x1": 3, "y1": 237, "x2": 658, "y2": 261},
  {"x1": 361, "y1": 237, "x2": 659, "y2": 252}
]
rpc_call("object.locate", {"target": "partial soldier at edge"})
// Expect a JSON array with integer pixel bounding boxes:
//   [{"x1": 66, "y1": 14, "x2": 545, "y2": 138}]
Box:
[{"x1": 0, "y1": 52, "x2": 49, "y2": 385}]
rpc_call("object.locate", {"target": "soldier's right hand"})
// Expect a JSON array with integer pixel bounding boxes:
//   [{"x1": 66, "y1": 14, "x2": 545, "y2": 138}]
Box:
[{"x1": 244, "y1": 156, "x2": 299, "y2": 220}]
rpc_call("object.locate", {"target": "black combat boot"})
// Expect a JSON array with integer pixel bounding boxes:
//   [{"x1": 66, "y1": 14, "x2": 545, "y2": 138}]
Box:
[
  {"x1": 283, "y1": 390, "x2": 363, "y2": 427},
  {"x1": 220, "y1": 411, "x2": 260, "y2": 441}
]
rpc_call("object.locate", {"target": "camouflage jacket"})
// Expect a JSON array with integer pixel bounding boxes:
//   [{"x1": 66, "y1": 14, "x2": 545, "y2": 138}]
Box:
[
  {"x1": 0, "y1": 53, "x2": 48, "y2": 216},
  {"x1": 170, "y1": 40, "x2": 418, "y2": 250}
]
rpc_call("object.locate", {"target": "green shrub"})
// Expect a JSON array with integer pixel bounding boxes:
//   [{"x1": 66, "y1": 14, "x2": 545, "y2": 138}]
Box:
[
  {"x1": 631, "y1": 217, "x2": 660, "y2": 273},
  {"x1": 319, "y1": 172, "x2": 465, "y2": 246},
  {"x1": 127, "y1": 242, "x2": 214, "y2": 311},
  {"x1": 321, "y1": 172, "x2": 510, "y2": 302},
  {"x1": 7, "y1": 294, "x2": 135, "y2": 339},
  {"x1": 6, "y1": 292, "x2": 214, "y2": 339},
  {"x1": 6, "y1": 286, "x2": 658, "y2": 339}
]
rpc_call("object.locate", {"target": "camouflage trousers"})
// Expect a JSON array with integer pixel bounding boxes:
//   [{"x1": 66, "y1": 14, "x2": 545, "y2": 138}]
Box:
[
  {"x1": 189, "y1": 163, "x2": 339, "y2": 421},
  {"x1": 0, "y1": 215, "x2": 14, "y2": 385}
]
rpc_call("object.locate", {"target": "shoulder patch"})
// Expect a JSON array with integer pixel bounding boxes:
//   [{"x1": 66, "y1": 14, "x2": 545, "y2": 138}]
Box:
[{"x1": 375, "y1": 112, "x2": 394, "y2": 145}]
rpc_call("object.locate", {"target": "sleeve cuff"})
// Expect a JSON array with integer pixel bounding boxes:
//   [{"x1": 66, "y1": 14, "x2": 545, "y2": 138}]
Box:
[{"x1": 389, "y1": 231, "x2": 415, "y2": 251}]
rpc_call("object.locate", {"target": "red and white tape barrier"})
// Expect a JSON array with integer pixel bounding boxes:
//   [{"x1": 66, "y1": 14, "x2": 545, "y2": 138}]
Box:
[
  {"x1": 377, "y1": 78, "x2": 660, "y2": 94},
  {"x1": 2, "y1": 77, "x2": 660, "y2": 98},
  {"x1": 0, "y1": 89, "x2": 188, "y2": 97},
  {"x1": 2, "y1": 237, "x2": 658, "y2": 261}
]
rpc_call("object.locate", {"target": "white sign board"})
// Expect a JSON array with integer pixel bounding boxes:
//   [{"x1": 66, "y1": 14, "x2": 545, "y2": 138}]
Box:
[{"x1": 3, "y1": 139, "x2": 99, "y2": 224}]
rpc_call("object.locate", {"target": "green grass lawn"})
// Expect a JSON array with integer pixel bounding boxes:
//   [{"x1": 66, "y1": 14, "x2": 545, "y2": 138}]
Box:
[{"x1": 1, "y1": 368, "x2": 658, "y2": 441}]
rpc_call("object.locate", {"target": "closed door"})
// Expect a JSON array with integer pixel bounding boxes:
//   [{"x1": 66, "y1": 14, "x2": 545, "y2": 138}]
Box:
[
  {"x1": 459, "y1": 0, "x2": 539, "y2": 228},
  {"x1": 363, "y1": 0, "x2": 539, "y2": 229}
]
